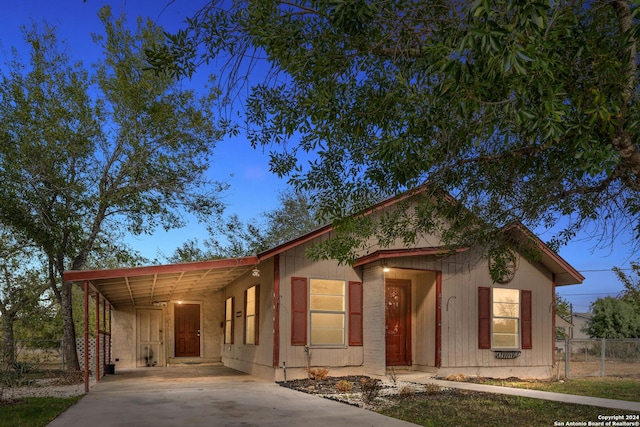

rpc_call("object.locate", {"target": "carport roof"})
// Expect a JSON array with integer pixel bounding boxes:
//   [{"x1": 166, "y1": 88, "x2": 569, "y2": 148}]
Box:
[{"x1": 64, "y1": 256, "x2": 259, "y2": 308}]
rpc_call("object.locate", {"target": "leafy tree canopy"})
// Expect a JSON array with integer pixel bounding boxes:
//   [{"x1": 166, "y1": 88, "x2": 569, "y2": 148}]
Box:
[
  {"x1": 167, "y1": 190, "x2": 323, "y2": 261},
  {"x1": 0, "y1": 7, "x2": 226, "y2": 368},
  {"x1": 150, "y1": 0, "x2": 640, "y2": 264},
  {"x1": 585, "y1": 296, "x2": 640, "y2": 338}
]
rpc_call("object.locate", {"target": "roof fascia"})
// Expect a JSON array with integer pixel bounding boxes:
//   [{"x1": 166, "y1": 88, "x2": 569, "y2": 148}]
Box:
[{"x1": 64, "y1": 255, "x2": 259, "y2": 283}]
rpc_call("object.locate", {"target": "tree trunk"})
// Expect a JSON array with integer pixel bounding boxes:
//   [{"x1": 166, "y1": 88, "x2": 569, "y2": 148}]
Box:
[
  {"x1": 60, "y1": 281, "x2": 80, "y2": 370},
  {"x1": 1, "y1": 313, "x2": 16, "y2": 370}
]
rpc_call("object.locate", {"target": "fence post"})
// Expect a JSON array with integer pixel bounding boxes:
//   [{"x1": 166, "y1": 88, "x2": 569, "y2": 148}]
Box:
[
  {"x1": 565, "y1": 338, "x2": 570, "y2": 378},
  {"x1": 600, "y1": 338, "x2": 605, "y2": 377}
]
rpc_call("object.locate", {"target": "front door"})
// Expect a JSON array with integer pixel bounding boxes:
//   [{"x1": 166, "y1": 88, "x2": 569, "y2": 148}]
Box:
[
  {"x1": 174, "y1": 303, "x2": 200, "y2": 357},
  {"x1": 385, "y1": 279, "x2": 411, "y2": 366}
]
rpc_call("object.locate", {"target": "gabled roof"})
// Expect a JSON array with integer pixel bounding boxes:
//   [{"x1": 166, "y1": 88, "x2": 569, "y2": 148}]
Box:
[{"x1": 64, "y1": 186, "x2": 583, "y2": 307}]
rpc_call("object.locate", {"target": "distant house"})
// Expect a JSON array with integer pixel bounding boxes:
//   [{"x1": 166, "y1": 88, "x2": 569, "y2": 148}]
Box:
[
  {"x1": 65, "y1": 189, "x2": 584, "y2": 382},
  {"x1": 570, "y1": 312, "x2": 593, "y2": 339}
]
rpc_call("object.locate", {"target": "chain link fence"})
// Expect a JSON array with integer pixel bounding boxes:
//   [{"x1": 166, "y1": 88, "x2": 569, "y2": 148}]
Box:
[
  {"x1": 11, "y1": 339, "x2": 66, "y2": 371},
  {"x1": 555, "y1": 338, "x2": 640, "y2": 378}
]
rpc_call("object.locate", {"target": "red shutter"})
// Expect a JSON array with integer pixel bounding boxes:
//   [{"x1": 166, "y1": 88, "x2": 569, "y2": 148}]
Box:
[
  {"x1": 521, "y1": 290, "x2": 532, "y2": 349},
  {"x1": 291, "y1": 277, "x2": 307, "y2": 345},
  {"x1": 348, "y1": 281, "x2": 363, "y2": 346},
  {"x1": 478, "y1": 287, "x2": 491, "y2": 349}
]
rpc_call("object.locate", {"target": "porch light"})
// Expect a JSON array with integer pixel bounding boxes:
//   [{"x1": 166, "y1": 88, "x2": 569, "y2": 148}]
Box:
[
  {"x1": 252, "y1": 267, "x2": 260, "y2": 277},
  {"x1": 383, "y1": 267, "x2": 390, "y2": 273}
]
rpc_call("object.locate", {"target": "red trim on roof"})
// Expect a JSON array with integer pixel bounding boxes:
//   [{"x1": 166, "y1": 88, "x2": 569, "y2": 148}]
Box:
[
  {"x1": 353, "y1": 247, "x2": 469, "y2": 267},
  {"x1": 63, "y1": 256, "x2": 259, "y2": 282}
]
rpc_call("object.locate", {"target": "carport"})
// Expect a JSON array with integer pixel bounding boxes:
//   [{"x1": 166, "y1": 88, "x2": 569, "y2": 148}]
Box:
[{"x1": 63, "y1": 256, "x2": 259, "y2": 393}]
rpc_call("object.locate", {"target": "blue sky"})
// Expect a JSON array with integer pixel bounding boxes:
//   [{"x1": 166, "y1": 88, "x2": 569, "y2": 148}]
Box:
[{"x1": 1, "y1": 0, "x2": 636, "y2": 314}]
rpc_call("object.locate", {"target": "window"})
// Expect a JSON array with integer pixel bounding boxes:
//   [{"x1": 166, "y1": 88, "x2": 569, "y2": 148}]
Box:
[
  {"x1": 291, "y1": 278, "x2": 363, "y2": 347},
  {"x1": 478, "y1": 287, "x2": 532, "y2": 350},
  {"x1": 310, "y1": 279, "x2": 345, "y2": 346},
  {"x1": 244, "y1": 285, "x2": 259, "y2": 345},
  {"x1": 492, "y1": 288, "x2": 520, "y2": 349},
  {"x1": 224, "y1": 297, "x2": 234, "y2": 344}
]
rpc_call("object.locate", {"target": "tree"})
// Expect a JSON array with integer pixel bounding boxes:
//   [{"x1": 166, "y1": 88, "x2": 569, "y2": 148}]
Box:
[
  {"x1": 555, "y1": 295, "x2": 572, "y2": 339},
  {"x1": 584, "y1": 296, "x2": 640, "y2": 338},
  {"x1": 0, "y1": 8, "x2": 225, "y2": 370},
  {"x1": 150, "y1": 0, "x2": 640, "y2": 265},
  {"x1": 168, "y1": 190, "x2": 323, "y2": 261},
  {"x1": 613, "y1": 262, "x2": 640, "y2": 308},
  {"x1": 0, "y1": 229, "x2": 49, "y2": 368}
]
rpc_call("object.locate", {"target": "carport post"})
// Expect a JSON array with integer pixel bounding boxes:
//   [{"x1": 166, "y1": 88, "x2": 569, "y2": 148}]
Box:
[
  {"x1": 84, "y1": 280, "x2": 90, "y2": 393},
  {"x1": 95, "y1": 293, "x2": 100, "y2": 382}
]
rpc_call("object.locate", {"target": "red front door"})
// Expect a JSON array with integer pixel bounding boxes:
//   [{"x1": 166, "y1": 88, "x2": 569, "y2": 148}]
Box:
[
  {"x1": 175, "y1": 303, "x2": 200, "y2": 357},
  {"x1": 385, "y1": 279, "x2": 411, "y2": 366}
]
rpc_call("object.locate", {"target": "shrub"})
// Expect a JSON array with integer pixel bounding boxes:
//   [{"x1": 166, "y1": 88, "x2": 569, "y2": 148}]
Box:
[
  {"x1": 336, "y1": 379, "x2": 353, "y2": 392},
  {"x1": 399, "y1": 385, "x2": 415, "y2": 398},
  {"x1": 307, "y1": 367, "x2": 329, "y2": 380},
  {"x1": 423, "y1": 383, "x2": 441, "y2": 395},
  {"x1": 360, "y1": 377, "x2": 381, "y2": 403}
]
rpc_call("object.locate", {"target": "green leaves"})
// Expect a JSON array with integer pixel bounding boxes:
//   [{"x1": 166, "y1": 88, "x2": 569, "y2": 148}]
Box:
[{"x1": 153, "y1": 0, "x2": 640, "y2": 262}]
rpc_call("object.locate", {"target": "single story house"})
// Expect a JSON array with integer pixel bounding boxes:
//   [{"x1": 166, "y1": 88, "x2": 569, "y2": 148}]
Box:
[{"x1": 64, "y1": 190, "x2": 584, "y2": 384}]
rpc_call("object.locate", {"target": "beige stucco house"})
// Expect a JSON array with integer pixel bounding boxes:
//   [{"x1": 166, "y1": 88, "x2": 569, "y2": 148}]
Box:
[{"x1": 64, "y1": 190, "x2": 584, "y2": 383}]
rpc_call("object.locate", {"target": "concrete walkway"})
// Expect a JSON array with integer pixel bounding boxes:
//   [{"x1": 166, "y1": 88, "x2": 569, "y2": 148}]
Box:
[
  {"x1": 398, "y1": 373, "x2": 640, "y2": 412},
  {"x1": 47, "y1": 366, "x2": 418, "y2": 427}
]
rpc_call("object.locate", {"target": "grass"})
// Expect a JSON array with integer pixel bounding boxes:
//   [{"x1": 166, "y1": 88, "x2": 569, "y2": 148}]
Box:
[
  {"x1": 377, "y1": 389, "x2": 639, "y2": 427},
  {"x1": 472, "y1": 376, "x2": 640, "y2": 402},
  {"x1": 0, "y1": 396, "x2": 81, "y2": 427}
]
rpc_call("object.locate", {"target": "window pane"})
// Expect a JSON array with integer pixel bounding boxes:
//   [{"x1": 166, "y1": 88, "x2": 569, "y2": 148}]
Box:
[
  {"x1": 246, "y1": 316, "x2": 255, "y2": 345},
  {"x1": 225, "y1": 298, "x2": 232, "y2": 321},
  {"x1": 310, "y1": 295, "x2": 344, "y2": 311},
  {"x1": 246, "y1": 287, "x2": 256, "y2": 316},
  {"x1": 225, "y1": 321, "x2": 232, "y2": 343},
  {"x1": 493, "y1": 302, "x2": 519, "y2": 317},
  {"x1": 493, "y1": 333, "x2": 518, "y2": 348},
  {"x1": 493, "y1": 319, "x2": 518, "y2": 334},
  {"x1": 493, "y1": 288, "x2": 519, "y2": 304},
  {"x1": 310, "y1": 279, "x2": 344, "y2": 296},
  {"x1": 310, "y1": 313, "x2": 344, "y2": 345}
]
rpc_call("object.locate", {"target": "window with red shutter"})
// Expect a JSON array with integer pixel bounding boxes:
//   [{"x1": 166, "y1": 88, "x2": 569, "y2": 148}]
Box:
[
  {"x1": 521, "y1": 290, "x2": 532, "y2": 349},
  {"x1": 478, "y1": 287, "x2": 491, "y2": 349},
  {"x1": 348, "y1": 281, "x2": 363, "y2": 346},
  {"x1": 291, "y1": 277, "x2": 307, "y2": 345}
]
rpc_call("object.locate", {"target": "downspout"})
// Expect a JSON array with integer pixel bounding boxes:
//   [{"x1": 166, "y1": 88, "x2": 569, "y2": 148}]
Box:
[{"x1": 84, "y1": 280, "x2": 89, "y2": 394}]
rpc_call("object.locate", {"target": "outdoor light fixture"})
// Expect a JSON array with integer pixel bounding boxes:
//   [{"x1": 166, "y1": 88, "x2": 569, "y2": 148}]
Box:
[{"x1": 252, "y1": 268, "x2": 260, "y2": 277}]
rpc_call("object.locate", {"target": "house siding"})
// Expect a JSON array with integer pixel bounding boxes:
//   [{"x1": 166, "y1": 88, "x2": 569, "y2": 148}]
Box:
[
  {"x1": 221, "y1": 259, "x2": 275, "y2": 380},
  {"x1": 277, "y1": 232, "x2": 365, "y2": 380}
]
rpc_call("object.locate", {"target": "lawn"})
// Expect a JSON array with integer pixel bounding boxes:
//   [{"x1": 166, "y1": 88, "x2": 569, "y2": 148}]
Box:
[
  {"x1": 377, "y1": 388, "x2": 639, "y2": 427},
  {"x1": 469, "y1": 376, "x2": 640, "y2": 402},
  {"x1": 0, "y1": 396, "x2": 80, "y2": 427}
]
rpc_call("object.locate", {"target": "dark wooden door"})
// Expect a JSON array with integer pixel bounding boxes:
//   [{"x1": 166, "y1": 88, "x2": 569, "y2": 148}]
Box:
[
  {"x1": 175, "y1": 304, "x2": 200, "y2": 357},
  {"x1": 385, "y1": 279, "x2": 411, "y2": 366}
]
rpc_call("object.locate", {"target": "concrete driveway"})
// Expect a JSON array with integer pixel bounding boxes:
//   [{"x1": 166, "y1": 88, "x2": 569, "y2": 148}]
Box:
[{"x1": 47, "y1": 366, "x2": 417, "y2": 427}]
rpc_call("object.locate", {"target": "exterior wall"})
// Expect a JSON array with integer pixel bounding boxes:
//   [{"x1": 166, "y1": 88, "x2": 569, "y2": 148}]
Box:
[
  {"x1": 383, "y1": 247, "x2": 555, "y2": 379},
  {"x1": 111, "y1": 307, "x2": 136, "y2": 369},
  {"x1": 110, "y1": 289, "x2": 225, "y2": 370},
  {"x1": 276, "y1": 232, "x2": 365, "y2": 381},
  {"x1": 221, "y1": 259, "x2": 275, "y2": 381}
]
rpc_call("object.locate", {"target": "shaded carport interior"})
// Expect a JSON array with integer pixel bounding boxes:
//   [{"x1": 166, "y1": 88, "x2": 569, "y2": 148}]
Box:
[{"x1": 63, "y1": 256, "x2": 259, "y2": 392}]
